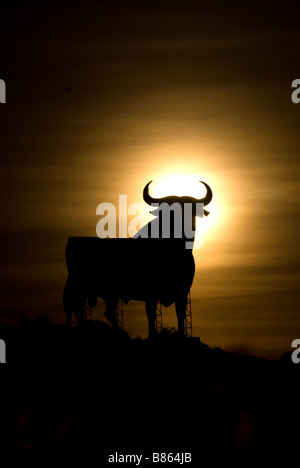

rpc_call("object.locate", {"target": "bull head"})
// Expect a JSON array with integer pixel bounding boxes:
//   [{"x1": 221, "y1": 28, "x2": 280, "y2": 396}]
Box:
[{"x1": 143, "y1": 180, "x2": 213, "y2": 217}]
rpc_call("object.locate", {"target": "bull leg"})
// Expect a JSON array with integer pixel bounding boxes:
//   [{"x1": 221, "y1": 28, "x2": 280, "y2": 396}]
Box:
[
  {"x1": 145, "y1": 300, "x2": 156, "y2": 339},
  {"x1": 175, "y1": 296, "x2": 187, "y2": 337},
  {"x1": 63, "y1": 275, "x2": 85, "y2": 325},
  {"x1": 63, "y1": 276, "x2": 73, "y2": 325},
  {"x1": 74, "y1": 296, "x2": 85, "y2": 324},
  {"x1": 104, "y1": 297, "x2": 120, "y2": 328}
]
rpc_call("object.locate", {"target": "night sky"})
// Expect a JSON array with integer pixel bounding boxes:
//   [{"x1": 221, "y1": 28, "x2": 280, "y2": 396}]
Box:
[{"x1": 1, "y1": 1, "x2": 300, "y2": 358}]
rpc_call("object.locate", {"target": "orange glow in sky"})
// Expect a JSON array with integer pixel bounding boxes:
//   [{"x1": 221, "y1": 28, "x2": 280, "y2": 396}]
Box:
[{"x1": 2, "y1": 1, "x2": 300, "y2": 358}]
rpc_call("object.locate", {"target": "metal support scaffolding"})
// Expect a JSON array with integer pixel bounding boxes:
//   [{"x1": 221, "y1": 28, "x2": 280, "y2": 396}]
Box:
[
  {"x1": 84, "y1": 299, "x2": 93, "y2": 320},
  {"x1": 155, "y1": 301, "x2": 163, "y2": 333},
  {"x1": 155, "y1": 292, "x2": 192, "y2": 337},
  {"x1": 184, "y1": 293, "x2": 192, "y2": 337},
  {"x1": 116, "y1": 299, "x2": 124, "y2": 329},
  {"x1": 84, "y1": 294, "x2": 191, "y2": 336}
]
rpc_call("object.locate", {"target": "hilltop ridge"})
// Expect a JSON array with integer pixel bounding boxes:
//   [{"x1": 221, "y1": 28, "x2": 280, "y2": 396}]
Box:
[{"x1": 0, "y1": 318, "x2": 298, "y2": 448}]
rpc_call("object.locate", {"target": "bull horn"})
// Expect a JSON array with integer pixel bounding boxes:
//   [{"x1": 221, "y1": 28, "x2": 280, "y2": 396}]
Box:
[
  {"x1": 197, "y1": 181, "x2": 213, "y2": 206},
  {"x1": 143, "y1": 181, "x2": 162, "y2": 205}
]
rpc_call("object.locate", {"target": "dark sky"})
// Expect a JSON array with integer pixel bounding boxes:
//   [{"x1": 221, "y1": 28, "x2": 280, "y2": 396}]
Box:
[{"x1": 1, "y1": 1, "x2": 300, "y2": 357}]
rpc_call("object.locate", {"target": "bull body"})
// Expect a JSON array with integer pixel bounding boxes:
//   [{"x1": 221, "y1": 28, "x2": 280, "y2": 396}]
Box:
[{"x1": 63, "y1": 237, "x2": 194, "y2": 336}]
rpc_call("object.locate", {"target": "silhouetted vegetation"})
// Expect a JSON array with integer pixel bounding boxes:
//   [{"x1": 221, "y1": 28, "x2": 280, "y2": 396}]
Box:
[{"x1": 0, "y1": 317, "x2": 299, "y2": 448}]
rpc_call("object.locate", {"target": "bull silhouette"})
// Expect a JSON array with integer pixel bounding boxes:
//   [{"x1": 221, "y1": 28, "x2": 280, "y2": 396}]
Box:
[{"x1": 63, "y1": 180, "x2": 213, "y2": 337}]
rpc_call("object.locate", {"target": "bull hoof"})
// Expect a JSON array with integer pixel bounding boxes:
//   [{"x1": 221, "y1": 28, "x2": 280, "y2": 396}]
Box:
[{"x1": 147, "y1": 330, "x2": 156, "y2": 340}]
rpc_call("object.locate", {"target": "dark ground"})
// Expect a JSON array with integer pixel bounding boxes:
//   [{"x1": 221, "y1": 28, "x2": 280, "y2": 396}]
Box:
[{"x1": 0, "y1": 317, "x2": 299, "y2": 451}]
